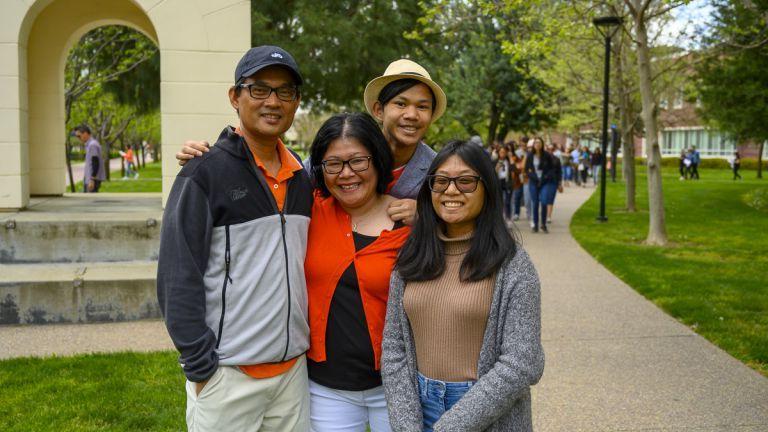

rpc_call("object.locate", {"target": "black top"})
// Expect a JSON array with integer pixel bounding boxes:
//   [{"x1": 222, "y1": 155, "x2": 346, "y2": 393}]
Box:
[{"x1": 308, "y1": 221, "x2": 404, "y2": 391}]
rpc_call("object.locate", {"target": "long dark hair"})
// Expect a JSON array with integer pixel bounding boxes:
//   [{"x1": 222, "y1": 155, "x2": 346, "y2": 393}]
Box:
[
  {"x1": 309, "y1": 112, "x2": 393, "y2": 197},
  {"x1": 396, "y1": 140, "x2": 517, "y2": 282}
]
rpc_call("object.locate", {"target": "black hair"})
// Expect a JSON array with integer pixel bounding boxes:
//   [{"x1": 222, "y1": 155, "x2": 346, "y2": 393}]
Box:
[
  {"x1": 377, "y1": 78, "x2": 436, "y2": 112},
  {"x1": 310, "y1": 112, "x2": 393, "y2": 197},
  {"x1": 396, "y1": 140, "x2": 518, "y2": 282},
  {"x1": 74, "y1": 124, "x2": 91, "y2": 134}
]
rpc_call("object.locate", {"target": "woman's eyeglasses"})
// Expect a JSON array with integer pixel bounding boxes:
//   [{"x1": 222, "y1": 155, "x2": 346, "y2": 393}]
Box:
[
  {"x1": 427, "y1": 175, "x2": 482, "y2": 193},
  {"x1": 320, "y1": 156, "x2": 372, "y2": 174}
]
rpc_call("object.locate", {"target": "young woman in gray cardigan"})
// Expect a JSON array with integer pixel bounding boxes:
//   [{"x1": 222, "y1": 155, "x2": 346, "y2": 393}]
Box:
[{"x1": 382, "y1": 140, "x2": 544, "y2": 431}]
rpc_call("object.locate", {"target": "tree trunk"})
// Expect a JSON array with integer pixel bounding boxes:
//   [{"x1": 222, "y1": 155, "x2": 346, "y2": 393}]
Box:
[
  {"x1": 758, "y1": 140, "x2": 764, "y2": 179},
  {"x1": 616, "y1": 34, "x2": 637, "y2": 211},
  {"x1": 634, "y1": 10, "x2": 667, "y2": 245},
  {"x1": 487, "y1": 97, "x2": 500, "y2": 147}
]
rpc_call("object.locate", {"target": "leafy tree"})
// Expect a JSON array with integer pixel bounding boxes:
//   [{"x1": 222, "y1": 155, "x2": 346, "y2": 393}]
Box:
[
  {"x1": 250, "y1": 0, "x2": 427, "y2": 110},
  {"x1": 697, "y1": 0, "x2": 768, "y2": 178},
  {"x1": 407, "y1": 1, "x2": 560, "y2": 146}
]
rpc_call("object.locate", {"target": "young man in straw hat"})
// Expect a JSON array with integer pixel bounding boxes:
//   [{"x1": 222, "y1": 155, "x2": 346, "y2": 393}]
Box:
[{"x1": 176, "y1": 59, "x2": 446, "y2": 222}]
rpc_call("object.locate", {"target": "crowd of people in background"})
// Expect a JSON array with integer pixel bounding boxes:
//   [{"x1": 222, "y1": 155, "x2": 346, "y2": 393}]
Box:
[{"x1": 484, "y1": 136, "x2": 603, "y2": 233}]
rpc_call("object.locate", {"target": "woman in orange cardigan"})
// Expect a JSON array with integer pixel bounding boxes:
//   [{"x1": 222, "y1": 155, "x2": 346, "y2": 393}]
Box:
[{"x1": 304, "y1": 112, "x2": 410, "y2": 432}]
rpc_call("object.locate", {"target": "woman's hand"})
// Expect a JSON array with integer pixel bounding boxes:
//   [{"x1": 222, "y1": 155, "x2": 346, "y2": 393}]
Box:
[{"x1": 176, "y1": 141, "x2": 210, "y2": 166}]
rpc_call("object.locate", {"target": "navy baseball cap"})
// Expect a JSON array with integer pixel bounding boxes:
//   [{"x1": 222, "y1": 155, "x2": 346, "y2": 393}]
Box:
[{"x1": 234, "y1": 45, "x2": 303, "y2": 85}]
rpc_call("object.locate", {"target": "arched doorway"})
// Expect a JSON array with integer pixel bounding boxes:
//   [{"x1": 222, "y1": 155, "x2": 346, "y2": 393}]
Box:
[{"x1": 2, "y1": 0, "x2": 249, "y2": 209}]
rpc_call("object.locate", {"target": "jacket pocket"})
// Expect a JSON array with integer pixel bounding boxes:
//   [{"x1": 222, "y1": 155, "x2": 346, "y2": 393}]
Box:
[{"x1": 215, "y1": 225, "x2": 232, "y2": 349}]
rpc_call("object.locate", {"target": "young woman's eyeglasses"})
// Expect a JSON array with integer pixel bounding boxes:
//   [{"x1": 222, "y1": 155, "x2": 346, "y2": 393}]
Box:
[
  {"x1": 427, "y1": 175, "x2": 482, "y2": 193},
  {"x1": 238, "y1": 83, "x2": 299, "y2": 102},
  {"x1": 321, "y1": 156, "x2": 372, "y2": 174}
]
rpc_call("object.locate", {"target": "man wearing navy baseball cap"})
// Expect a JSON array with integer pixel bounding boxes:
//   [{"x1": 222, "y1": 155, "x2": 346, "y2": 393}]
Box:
[{"x1": 158, "y1": 45, "x2": 313, "y2": 431}]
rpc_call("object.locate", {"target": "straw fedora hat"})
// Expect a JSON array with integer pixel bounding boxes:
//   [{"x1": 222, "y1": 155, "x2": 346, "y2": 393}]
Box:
[{"x1": 363, "y1": 59, "x2": 447, "y2": 123}]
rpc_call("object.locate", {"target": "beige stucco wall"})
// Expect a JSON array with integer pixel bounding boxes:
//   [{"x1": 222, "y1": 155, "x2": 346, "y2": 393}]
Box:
[{"x1": 0, "y1": 0, "x2": 248, "y2": 209}]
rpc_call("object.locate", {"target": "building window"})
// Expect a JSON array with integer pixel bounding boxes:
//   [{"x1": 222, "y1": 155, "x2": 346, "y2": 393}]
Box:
[
  {"x1": 659, "y1": 98, "x2": 669, "y2": 110},
  {"x1": 661, "y1": 128, "x2": 735, "y2": 157}
]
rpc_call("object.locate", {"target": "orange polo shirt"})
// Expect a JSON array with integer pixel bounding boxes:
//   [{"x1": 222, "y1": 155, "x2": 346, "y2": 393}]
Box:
[{"x1": 235, "y1": 129, "x2": 304, "y2": 379}]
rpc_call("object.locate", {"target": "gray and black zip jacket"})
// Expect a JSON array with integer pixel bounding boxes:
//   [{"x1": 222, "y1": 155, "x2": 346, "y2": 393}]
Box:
[{"x1": 157, "y1": 126, "x2": 313, "y2": 382}]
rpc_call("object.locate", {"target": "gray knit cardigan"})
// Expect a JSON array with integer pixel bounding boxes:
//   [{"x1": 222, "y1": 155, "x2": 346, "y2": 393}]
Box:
[{"x1": 381, "y1": 247, "x2": 544, "y2": 432}]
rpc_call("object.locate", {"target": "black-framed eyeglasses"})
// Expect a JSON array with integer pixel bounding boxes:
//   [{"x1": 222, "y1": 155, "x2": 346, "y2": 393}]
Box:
[
  {"x1": 427, "y1": 175, "x2": 483, "y2": 193},
  {"x1": 321, "y1": 156, "x2": 372, "y2": 174},
  {"x1": 238, "y1": 83, "x2": 299, "y2": 102}
]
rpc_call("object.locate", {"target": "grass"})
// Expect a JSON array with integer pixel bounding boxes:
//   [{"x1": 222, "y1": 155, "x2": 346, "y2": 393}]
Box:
[
  {"x1": 570, "y1": 167, "x2": 768, "y2": 376},
  {"x1": 0, "y1": 351, "x2": 185, "y2": 431},
  {"x1": 74, "y1": 161, "x2": 162, "y2": 193}
]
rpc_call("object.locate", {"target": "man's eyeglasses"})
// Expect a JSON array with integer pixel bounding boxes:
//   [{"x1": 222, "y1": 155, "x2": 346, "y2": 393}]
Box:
[
  {"x1": 321, "y1": 156, "x2": 372, "y2": 174},
  {"x1": 238, "y1": 83, "x2": 299, "y2": 102},
  {"x1": 427, "y1": 175, "x2": 483, "y2": 193}
]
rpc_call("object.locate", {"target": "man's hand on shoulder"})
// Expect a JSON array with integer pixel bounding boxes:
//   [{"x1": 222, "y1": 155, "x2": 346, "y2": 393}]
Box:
[
  {"x1": 177, "y1": 141, "x2": 210, "y2": 166},
  {"x1": 387, "y1": 198, "x2": 417, "y2": 226}
]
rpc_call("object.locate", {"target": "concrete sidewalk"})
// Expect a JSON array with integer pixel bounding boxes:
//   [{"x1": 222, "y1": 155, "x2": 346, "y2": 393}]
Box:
[
  {"x1": 524, "y1": 186, "x2": 768, "y2": 431},
  {"x1": 0, "y1": 186, "x2": 766, "y2": 430}
]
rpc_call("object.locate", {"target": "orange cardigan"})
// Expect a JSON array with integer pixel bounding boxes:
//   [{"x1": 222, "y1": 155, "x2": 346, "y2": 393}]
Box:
[{"x1": 305, "y1": 195, "x2": 410, "y2": 370}]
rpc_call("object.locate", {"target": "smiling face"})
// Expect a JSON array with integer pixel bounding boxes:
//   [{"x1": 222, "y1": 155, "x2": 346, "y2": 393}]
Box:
[
  {"x1": 229, "y1": 66, "x2": 300, "y2": 143},
  {"x1": 322, "y1": 137, "x2": 378, "y2": 210},
  {"x1": 373, "y1": 83, "x2": 433, "y2": 152},
  {"x1": 431, "y1": 155, "x2": 485, "y2": 238}
]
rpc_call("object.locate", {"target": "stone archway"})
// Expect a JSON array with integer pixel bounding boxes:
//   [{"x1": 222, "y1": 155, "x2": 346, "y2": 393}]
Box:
[{"x1": 1, "y1": 0, "x2": 250, "y2": 209}]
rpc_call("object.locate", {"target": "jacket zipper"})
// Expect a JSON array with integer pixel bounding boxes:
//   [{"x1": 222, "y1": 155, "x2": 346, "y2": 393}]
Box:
[
  {"x1": 215, "y1": 225, "x2": 232, "y2": 349},
  {"x1": 279, "y1": 210, "x2": 292, "y2": 361}
]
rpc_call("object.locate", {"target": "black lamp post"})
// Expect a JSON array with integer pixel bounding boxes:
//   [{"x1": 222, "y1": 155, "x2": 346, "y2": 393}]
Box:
[{"x1": 593, "y1": 15, "x2": 623, "y2": 222}]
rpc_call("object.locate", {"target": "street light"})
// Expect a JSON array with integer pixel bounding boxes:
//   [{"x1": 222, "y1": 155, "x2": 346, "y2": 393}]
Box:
[{"x1": 593, "y1": 15, "x2": 623, "y2": 222}]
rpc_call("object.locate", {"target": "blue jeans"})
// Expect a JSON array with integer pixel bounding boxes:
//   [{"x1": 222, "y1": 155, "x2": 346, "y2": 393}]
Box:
[
  {"x1": 501, "y1": 186, "x2": 512, "y2": 219},
  {"x1": 418, "y1": 372, "x2": 474, "y2": 431},
  {"x1": 512, "y1": 187, "x2": 524, "y2": 217},
  {"x1": 528, "y1": 181, "x2": 548, "y2": 228}
]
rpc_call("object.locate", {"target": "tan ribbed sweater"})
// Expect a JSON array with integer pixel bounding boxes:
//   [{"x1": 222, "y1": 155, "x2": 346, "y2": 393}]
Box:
[{"x1": 403, "y1": 231, "x2": 495, "y2": 381}]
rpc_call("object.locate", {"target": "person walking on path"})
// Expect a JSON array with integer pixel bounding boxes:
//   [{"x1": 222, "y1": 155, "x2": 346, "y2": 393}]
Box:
[
  {"x1": 545, "y1": 143, "x2": 564, "y2": 224},
  {"x1": 578, "y1": 145, "x2": 591, "y2": 186},
  {"x1": 570, "y1": 145, "x2": 582, "y2": 186},
  {"x1": 382, "y1": 140, "x2": 544, "y2": 432},
  {"x1": 495, "y1": 146, "x2": 513, "y2": 223},
  {"x1": 731, "y1": 150, "x2": 742, "y2": 180},
  {"x1": 591, "y1": 147, "x2": 604, "y2": 186},
  {"x1": 510, "y1": 146, "x2": 526, "y2": 221},
  {"x1": 525, "y1": 138, "x2": 558, "y2": 233},
  {"x1": 75, "y1": 125, "x2": 105, "y2": 193},
  {"x1": 122, "y1": 145, "x2": 138, "y2": 179},
  {"x1": 304, "y1": 113, "x2": 411, "y2": 432},
  {"x1": 157, "y1": 46, "x2": 313, "y2": 432}
]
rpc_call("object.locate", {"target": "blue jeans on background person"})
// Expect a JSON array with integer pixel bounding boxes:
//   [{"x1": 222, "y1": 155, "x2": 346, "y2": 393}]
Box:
[
  {"x1": 418, "y1": 372, "x2": 474, "y2": 432},
  {"x1": 523, "y1": 182, "x2": 532, "y2": 219},
  {"x1": 542, "y1": 181, "x2": 557, "y2": 206},
  {"x1": 501, "y1": 185, "x2": 512, "y2": 220},
  {"x1": 528, "y1": 181, "x2": 547, "y2": 229},
  {"x1": 563, "y1": 164, "x2": 573, "y2": 181},
  {"x1": 512, "y1": 187, "x2": 524, "y2": 218}
]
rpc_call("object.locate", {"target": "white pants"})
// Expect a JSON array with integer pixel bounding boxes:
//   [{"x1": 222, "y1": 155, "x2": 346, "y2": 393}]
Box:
[
  {"x1": 309, "y1": 380, "x2": 391, "y2": 432},
  {"x1": 185, "y1": 355, "x2": 310, "y2": 432}
]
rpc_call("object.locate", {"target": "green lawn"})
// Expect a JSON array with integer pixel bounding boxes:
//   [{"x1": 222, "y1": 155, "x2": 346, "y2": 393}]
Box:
[
  {"x1": 74, "y1": 161, "x2": 162, "y2": 193},
  {"x1": 0, "y1": 351, "x2": 185, "y2": 431},
  {"x1": 571, "y1": 167, "x2": 768, "y2": 376}
]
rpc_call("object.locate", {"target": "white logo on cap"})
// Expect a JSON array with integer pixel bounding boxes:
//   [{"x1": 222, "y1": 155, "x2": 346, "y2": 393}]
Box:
[{"x1": 271, "y1": 52, "x2": 283, "y2": 59}]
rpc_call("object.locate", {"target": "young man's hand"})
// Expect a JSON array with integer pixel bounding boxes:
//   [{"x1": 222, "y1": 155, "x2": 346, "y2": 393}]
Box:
[
  {"x1": 176, "y1": 141, "x2": 210, "y2": 166},
  {"x1": 387, "y1": 199, "x2": 417, "y2": 226},
  {"x1": 87, "y1": 180, "x2": 95, "y2": 192}
]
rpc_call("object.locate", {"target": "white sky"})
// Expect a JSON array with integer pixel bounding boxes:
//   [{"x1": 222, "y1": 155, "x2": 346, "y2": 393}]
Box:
[{"x1": 657, "y1": 0, "x2": 716, "y2": 48}]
